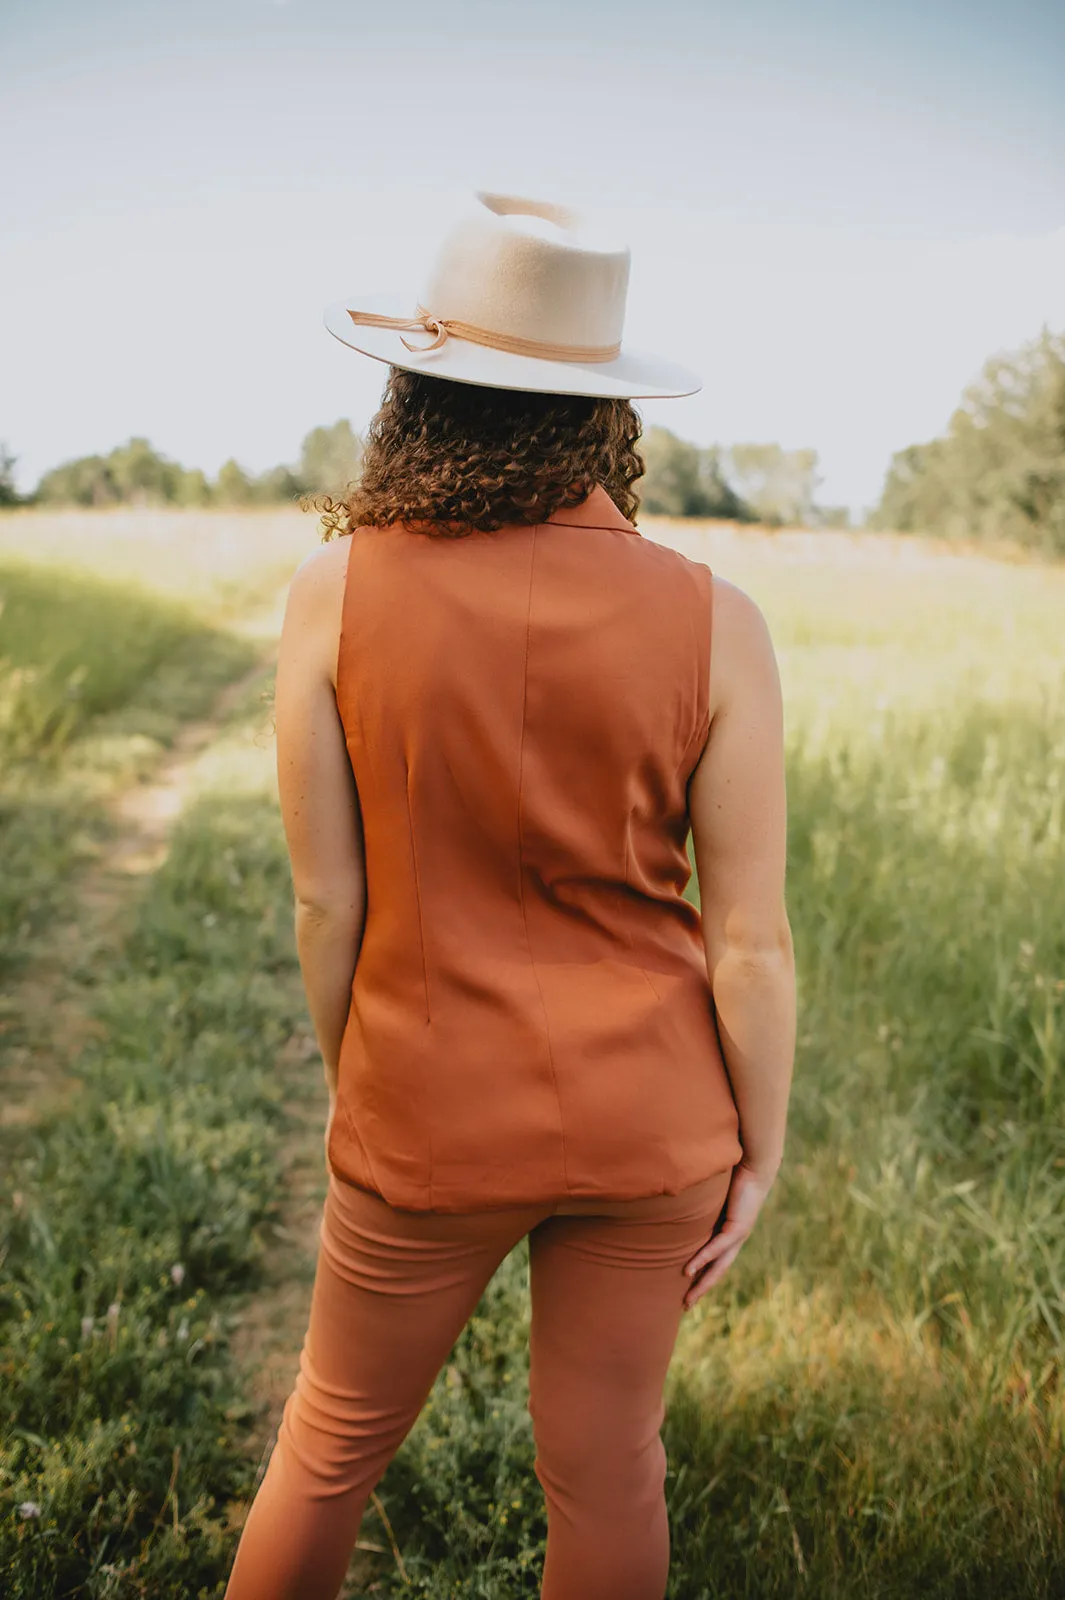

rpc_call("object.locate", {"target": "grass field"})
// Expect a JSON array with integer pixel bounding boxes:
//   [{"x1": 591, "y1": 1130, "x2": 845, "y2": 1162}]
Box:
[{"x1": 1, "y1": 506, "x2": 1063, "y2": 1598}]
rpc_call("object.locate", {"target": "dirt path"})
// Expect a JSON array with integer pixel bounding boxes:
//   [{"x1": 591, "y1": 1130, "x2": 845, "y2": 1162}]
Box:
[{"x1": 1, "y1": 595, "x2": 286, "y2": 1133}]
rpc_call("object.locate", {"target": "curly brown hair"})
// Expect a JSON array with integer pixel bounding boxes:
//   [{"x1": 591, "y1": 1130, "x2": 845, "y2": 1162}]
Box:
[{"x1": 314, "y1": 367, "x2": 645, "y2": 539}]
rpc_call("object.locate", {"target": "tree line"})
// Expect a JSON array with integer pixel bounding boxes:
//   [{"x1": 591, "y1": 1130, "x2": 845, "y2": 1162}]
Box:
[
  {"x1": 638, "y1": 430, "x2": 849, "y2": 527},
  {"x1": 0, "y1": 423, "x2": 842, "y2": 527},
  {"x1": 2, "y1": 325, "x2": 1062, "y2": 551},
  {"x1": 871, "y1": 326, "x2": 1065, "y2": 556},
  {"x1": 0, "y1": 423, "x2": 364, "y2": 511}
]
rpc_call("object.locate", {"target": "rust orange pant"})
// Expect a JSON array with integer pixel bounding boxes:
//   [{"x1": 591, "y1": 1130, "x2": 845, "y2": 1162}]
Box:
[{"x1": 223, "y1": 1164, "x2": 733, "y2": 1600}]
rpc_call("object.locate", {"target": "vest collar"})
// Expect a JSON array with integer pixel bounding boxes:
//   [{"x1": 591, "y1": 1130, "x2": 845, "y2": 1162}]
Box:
[{"x1": 546, "y1": 484, "x2": 641, "y2": 537}]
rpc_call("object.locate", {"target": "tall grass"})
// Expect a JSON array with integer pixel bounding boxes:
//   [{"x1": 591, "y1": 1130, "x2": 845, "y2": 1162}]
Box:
[
  {"x1": 0, "y1": 530, "x2": 272, "y2": 987},
  {"x1": 0, "y1": 614, "x2": 319, "y2": 1594},
  {"x1": 661, "y1": 690, "x2": 1065, "y2": 1597},
  {"x1": 1, "y1": 779, "x2": 306, "y2": 1595},
  {"x1": 0, "y1": 511, "x2": 315, "y2": 1594},
  {"x1": 0, "y1": 508, "x2": 310, "y2": 620},
  {"x1": 0, "y1": 561, "x2": 256, "y2": 767}
]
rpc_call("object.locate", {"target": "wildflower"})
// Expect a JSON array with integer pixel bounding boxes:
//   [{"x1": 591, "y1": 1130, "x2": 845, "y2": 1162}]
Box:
[
  {"x1": 170, "y1": 1263, "x2": 186, "y2": 1288},
  {"x1": 177, "y1": 1318, "x2": 190, "y2": 1343},
  {"x1": 17, "y1": 1501, "x2": 41, "y2": 1520},
  {"x1": 80, "y1": 1317, "x2": 94, "y2": 1340}
]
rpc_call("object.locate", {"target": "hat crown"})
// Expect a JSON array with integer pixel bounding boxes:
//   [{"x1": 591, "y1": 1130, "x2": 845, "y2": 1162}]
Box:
[{"x1": 419, "y1": 191, "x2": 631, "y2": 351}]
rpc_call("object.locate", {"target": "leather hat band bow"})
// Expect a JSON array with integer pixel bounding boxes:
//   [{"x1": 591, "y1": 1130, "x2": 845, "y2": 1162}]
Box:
[{"x1": 346, "y1": 305, "x2": 621, "y2": 363}]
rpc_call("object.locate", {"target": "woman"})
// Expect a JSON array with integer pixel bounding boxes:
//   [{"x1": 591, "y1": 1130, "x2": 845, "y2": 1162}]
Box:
[{"x1": 224, "y1": 193, "x2": 796, "y2": 1600}]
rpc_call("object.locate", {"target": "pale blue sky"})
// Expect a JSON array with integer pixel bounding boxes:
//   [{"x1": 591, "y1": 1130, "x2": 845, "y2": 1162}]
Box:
[{"x1": 2, "y1": 0, "x2": 1063, "y2": 513}]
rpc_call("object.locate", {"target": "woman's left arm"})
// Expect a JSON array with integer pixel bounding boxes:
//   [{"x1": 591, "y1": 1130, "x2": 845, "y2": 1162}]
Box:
[{"x1": 274, "y1": 540, "x2": 366, "y2": 1117}]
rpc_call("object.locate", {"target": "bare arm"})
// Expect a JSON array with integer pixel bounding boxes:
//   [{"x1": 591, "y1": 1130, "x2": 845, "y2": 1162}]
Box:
[
  {"x1": 681, "y1": 574, "x2": 795, "y2": 1306},
  {"x1": 274, "y1": 538, "x2": 367, "y2": 1111},
  {"x1": 688, "y1": 575, "x2": 796, "y2": 1180}
]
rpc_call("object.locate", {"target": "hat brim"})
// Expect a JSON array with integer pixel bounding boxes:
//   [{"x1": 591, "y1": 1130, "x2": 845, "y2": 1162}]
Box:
[{"x1": 323, "y1": 296, "x2": 702, "y2": 400}]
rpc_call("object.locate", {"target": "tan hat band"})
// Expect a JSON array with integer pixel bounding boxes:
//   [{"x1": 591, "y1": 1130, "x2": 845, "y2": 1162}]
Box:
[{"x1": 346, "y1": 304, "x2": 622, "y2": 364}]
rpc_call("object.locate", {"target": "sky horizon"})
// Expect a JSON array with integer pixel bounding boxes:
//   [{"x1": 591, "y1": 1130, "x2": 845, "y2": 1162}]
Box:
[{"x1": 2, "y1": 0, "x2": 1063, "y2": 516}]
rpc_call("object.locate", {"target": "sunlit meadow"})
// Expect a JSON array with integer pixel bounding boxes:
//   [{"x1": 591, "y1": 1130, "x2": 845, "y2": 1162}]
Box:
[{"x1": 1, "y1": 506, "x2": 1062, "y2": 1597}]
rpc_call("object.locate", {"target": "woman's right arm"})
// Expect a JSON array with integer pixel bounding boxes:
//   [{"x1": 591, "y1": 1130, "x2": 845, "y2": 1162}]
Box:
[{"x1": 682, "y1": 574, "x2": 796, "y2": 1302}]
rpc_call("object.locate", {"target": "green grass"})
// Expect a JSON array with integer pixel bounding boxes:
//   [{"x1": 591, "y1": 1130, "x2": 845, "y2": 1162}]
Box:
[
  {"x1": 0, "y1": 552, "x2": 265, "y2": 988},
  {"x1": 0, "y1": 781, "x2": 306, "y2": 1597},
  {"x1": 0, "y1": 509, "x2": 1063, "y2": 1596},
  {"x1": 0, "y1": 510, "x2": 313, "y2": 1595},
  {"x1": 658, "y1": 691, "x2": 1065, "y2": 1599},
  {"x1": 0, "y1": 563, "x2": 241, "y2": 761},
  {"x1": 0, "y1": 507, "x2": 311, "y2": 619}
]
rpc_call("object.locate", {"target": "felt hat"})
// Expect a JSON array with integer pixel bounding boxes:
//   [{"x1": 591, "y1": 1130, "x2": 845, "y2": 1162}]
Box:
[{"x1": 323, "y1": 191, "x2": 701, "y2": 400}]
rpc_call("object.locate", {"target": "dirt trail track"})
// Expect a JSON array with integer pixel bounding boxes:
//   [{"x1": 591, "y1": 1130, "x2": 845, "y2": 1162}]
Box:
[{"x1": 2, "y1": 599, "x2": 285, "y2": 1132}]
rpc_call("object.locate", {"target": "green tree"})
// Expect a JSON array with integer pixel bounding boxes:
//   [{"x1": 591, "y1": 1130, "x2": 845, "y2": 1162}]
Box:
[
  {"x1": 174, "y1": 467, "x2": 213, "y2": 508},
  {"x1": 639, "y1": 426, "x2": 752, "y2": 519},
  {"x1": 35, "y1": 453, "x2": 119, "y2": 506},
  {"x1": 0, "y1": 443, "x2": 21, "y2": 507},
  {"x1": 106, "y1": 437, "x2": 184, "y2": 504},
  {"x1": 255, "y1": 464, "x2": 304, "y2": 504},
  {"x1": 214, "y1": 458, "x2": 256, "y2": 507},
  {"x1": 873, "y1": 440, "x2": 953, "y2": 534},
  {"x1": 298, "y1": 419, "x2": 363, "y2": 498},
  {"x1": 872, "y1": 327, "x2": 1065, "y2": 554},
  {"x1": 31, "y1": 435, "x2": 316, "y2": 510},
  {"x1": 34, "y1": 438, "x2": 198, "y2": 508},
  {"x1": 722, "y1": 443, "x2": 821, "y2": 527}
]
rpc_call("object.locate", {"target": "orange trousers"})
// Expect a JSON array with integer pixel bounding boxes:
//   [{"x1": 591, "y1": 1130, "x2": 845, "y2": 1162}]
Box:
[{"x1": 223, "y1": 1164, "x2": 733, "y2": 1600}]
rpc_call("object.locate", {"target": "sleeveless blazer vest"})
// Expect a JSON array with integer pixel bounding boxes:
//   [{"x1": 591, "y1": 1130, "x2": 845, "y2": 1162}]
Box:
[{"x1": 329, "y1": 483, "x2": 743, "y2": 1212}]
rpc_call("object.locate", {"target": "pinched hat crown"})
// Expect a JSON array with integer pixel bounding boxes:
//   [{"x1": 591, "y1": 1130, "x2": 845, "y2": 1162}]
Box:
[{"x1": 417, "y1": 192, "x2": 631, "y2": 357}]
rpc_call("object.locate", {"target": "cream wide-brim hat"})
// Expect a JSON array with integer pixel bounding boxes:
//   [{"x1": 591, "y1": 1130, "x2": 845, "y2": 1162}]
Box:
[{"x1": 323, "y1": 191, "x2": 702, "y2": 401}]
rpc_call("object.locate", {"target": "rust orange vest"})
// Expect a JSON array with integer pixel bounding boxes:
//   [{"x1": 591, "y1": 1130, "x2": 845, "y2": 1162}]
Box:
[{"x1": 329, "y1": 484, "x2": 742, "y2": 1211}]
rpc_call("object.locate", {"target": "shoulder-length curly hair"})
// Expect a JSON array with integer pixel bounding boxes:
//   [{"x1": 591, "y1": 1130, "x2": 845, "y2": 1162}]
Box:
[{"x1": 314, "y1": 367, "x2": 645, "y2": 539}]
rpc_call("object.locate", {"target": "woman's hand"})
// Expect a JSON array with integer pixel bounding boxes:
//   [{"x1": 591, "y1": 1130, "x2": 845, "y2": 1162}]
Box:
[{"x1": 682, "y1": 1160, "x2": 778, "y2": 1311}]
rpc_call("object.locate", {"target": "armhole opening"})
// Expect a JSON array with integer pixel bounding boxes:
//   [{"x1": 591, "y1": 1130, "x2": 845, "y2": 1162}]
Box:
[
  {"x1": 334, "y1": 528, "x2": 363, "y2": 701},
  {"x1": 705, "y1": 563, "x2": 715, "y2": 742}
]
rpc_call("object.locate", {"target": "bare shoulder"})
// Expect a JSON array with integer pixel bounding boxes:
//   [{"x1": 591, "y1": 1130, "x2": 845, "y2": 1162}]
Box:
[
  {"x1": 280, "y1": 536, "x2": 352, "y2": 688},
  {"x1": 711, "y1": 572, "x2": 770, "y2": 640},
  {"x1": 708, "y1": 573, "x2": 779, "y2": 719},
  {"x1": 287, "y1": 534, "x2": 352, "y2": 605}
]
